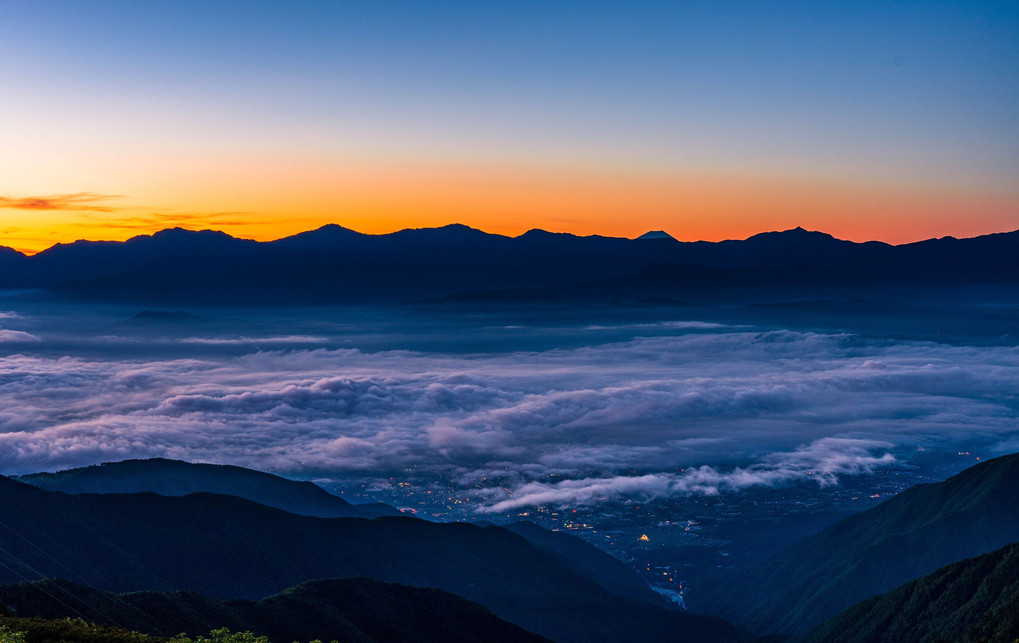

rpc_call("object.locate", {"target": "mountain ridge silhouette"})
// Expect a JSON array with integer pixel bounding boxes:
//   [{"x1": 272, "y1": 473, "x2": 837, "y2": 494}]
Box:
[{"x1": 1, "y1": 224, "x2": 1015, "y2": 304}]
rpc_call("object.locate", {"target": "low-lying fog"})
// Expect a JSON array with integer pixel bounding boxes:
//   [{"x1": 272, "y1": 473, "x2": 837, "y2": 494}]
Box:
[{"x1": 1, "y1": 299, "x2": 1016, "y2": 515}]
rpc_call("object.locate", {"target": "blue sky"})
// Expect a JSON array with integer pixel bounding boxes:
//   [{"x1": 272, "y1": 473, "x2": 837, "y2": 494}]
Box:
[{"x1": 1, "y1": 1, "x2": 1016, "y2": 249}]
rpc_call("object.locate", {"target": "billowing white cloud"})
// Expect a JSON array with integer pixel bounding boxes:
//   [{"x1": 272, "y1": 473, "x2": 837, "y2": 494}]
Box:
[
  {"x1": 0, "y1": 325, "x2": 1015, "y2": 513},
  {"x1": 475, "y1": 438, "x2": 897, "y2": 512}
]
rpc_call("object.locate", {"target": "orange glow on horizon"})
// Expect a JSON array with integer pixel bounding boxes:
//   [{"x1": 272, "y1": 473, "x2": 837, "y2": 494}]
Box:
[{"x1": 2, "y1": 163, "x2": 1017, "y2": 254}]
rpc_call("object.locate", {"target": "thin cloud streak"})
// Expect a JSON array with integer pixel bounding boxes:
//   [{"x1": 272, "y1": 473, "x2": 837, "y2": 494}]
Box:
[
  {"x1": 179, "y1": 336, "x2": 330, "y2": 345},
  {"x1": 0, "y1": 193, "x2": 121, "y2": 212},
  {"x1": 0, "y1": 329, "x2": 41, "y2": 343},
  {"x1": 74, "y1": 210, "x2": 258, "y2": 231}
]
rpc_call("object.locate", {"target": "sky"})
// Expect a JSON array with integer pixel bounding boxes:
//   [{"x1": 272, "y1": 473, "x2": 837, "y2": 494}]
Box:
[{"x1": 1, "y1": 0, "x2": 1017, "y2": 253}]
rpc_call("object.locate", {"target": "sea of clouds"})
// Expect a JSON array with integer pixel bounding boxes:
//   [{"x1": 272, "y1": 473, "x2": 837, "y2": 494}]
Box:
[{"x1": 0, "y1": 318, "x2": 1016, "y2": 512}]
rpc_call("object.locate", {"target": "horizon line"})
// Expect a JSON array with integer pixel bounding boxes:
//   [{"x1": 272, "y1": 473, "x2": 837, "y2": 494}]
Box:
[{"x1": 7, "y1": 222, "x2": 1019, "y2": 257}]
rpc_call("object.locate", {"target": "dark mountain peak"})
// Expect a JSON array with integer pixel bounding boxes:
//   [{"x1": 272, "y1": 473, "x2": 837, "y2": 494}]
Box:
[
  {"x1": 394, "y1": 222, "x2": 490, "y2": 236},
  {"x1": 139, "y1": 227, "x2": 250, "y2": 248},
  {"x1": 518, "y1": 228, "x2": 578, "y2": 240},
  {"x1": 305, "y1": 225, "x2": 366, "y2": 237},
  {"x1": 271, "y1": 223, "x2": 367, "y2": 247},
  {"x1": 28, "y1": 227, "x2": 258, "y2": 260},
  {"x1": 37, "y1": 237, "x2": 121, "y2": 254},
  {"x1": 43, "y1": 228, "x2": 238, "y2": 252},
  {"x1": 903, "y1": 228, "x2": 1019, "y2": 251},
  {"x1": 747, "y1": 227, "x2": 840, "y2": 242},
  {"x1": 0, "y1": 246, "x2": 27, "y2": 258},
  {"x1": 384, "y1": 223, "x2": 504, "y2": 246},
  {"x1": 636, "y1": 230, "x2": 676, "y2": 241},
  {"x1": 439, "y1": 223, "x2": 475, "y2": 232},
  {"x1": 313, "y1": 223, "x2": 359, "y2": 234},
  {"x1": 148, "y1": 227, "x2": 234, "y2": 239}
]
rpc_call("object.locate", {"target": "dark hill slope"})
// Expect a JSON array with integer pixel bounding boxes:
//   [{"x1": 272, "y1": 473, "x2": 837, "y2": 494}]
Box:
[
  {"x1": 0, "y1": 577, "x2": 551, "y2": 643},
  {"x1": 18, "y1": 461, "x2": 656, "y2": 606},
  {"x1": 804, "y1": 540, "x2": 1019, "y2": 643},
  {"x1": 503, "y1": 521, "x2": 659, "y2": 604},
  {"x1": 697, "y1": 452, "x2": 1019, "y2": 635},
  {"x1": 0, "y1": 477, "x2": 747, "y2": 643},
  {"x1": 16, "y1": 458, "x2": 399, "y2": 518},
  {"x1": 0, "y1": 247, "x2": 30, "y2": 288}
]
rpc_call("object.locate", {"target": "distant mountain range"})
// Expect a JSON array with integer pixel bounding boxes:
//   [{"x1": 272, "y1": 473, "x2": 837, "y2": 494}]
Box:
[
  {"x1": 697, "y1": 451, "x2": 1019, "y2": 636},
  {"x1": 1, "y1": 224, "x2": 1017, "y2": 305},
  {"x1": 0, "y1": 469, "x2": 747, "y2": 643}
]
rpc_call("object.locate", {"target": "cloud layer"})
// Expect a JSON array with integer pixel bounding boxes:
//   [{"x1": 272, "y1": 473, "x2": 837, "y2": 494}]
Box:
[{"x1": 0, "y1": 326, "x2": 1016, "y2": 511}]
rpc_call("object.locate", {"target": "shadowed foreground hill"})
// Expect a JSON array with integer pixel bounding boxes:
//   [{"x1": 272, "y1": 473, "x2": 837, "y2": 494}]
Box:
[
  {"x1": 0, "y1": 577, "x2": 552, "y2": 643},
  {"x1": 16, "y1": 458, "x2": 400, "y2": 519},
  {"x1": 0, "y1": 477, "x2": 747, "y2": 643},
  {"x1": 805, "y1": 540, "x2": 1019, "y2": 642},
  {"x1": 697, "y1": 452, "x2": 1019, "y2": 636},
  {"x1": 0, "y1": 614, "x2": 165, "y2": 643},
  {"x1": 17, "y1": 460, "x2": 663, "y2": 606}
]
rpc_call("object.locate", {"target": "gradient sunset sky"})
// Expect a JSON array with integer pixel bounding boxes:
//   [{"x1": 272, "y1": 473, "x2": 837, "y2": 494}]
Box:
[{"x1": 1, "y1": 1, "x2": 1017, "y2": 253}]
